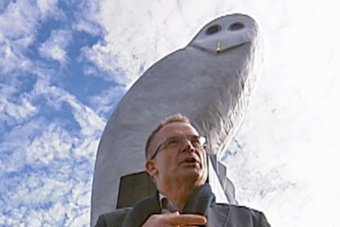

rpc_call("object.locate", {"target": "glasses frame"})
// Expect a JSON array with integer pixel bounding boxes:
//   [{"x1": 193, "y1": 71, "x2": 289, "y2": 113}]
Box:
[{"x1": 149, "y1": 135, "x2": 207, "y2": 160}]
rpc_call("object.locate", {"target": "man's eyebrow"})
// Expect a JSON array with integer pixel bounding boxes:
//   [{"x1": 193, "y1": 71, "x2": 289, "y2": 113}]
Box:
[
  {"x1": 188, "y1": 135, "x2": 200, "y2": 138},
  {"x1": 168, "y1": 135, "x2": 199, "y2": 138}
]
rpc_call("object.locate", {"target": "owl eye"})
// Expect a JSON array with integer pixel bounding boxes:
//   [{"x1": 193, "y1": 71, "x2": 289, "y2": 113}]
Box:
[
  {"x1": 228, "y1": 22, "x2": 245, "y2": 31},
  {"x1": 205, "y1": 24, "x2": 221, "y2": 35}
]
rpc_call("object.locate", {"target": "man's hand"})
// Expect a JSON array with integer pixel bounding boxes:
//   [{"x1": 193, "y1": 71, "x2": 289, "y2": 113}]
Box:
[{"x1": 142, "y1": 211, "x2": 207, "y2": 227}]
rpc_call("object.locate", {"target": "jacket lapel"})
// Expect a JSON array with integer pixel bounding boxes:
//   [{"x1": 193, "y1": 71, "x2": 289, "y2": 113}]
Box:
[
  {"x1": 207, "y1": 203, "x2": 231, "y2": 227},
  {"x1": 122, "y1": 193, "x2": 160, "y2": 227}
]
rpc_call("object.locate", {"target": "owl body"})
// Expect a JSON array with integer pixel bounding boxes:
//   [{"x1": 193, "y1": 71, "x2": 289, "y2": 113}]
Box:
[{"x1": 91, "y1": 14, "x2": 261, "y2": 226}]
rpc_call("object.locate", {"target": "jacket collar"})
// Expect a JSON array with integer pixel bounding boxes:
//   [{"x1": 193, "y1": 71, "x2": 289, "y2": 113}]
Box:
[
  {"x1": 122, "y1": 184, "x2": 230, "y2": 227},
  {"x1": 122, "y1": 193, "x2": 160, "y2": 227},
  {"x1": 207, "y1": 203, "x2": 231, "y2": 227}
]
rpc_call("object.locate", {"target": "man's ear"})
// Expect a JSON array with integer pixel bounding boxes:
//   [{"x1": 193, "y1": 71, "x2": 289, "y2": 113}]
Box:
[{"x1": 145, "y1": 160, "x2": 158, "y2": 177}]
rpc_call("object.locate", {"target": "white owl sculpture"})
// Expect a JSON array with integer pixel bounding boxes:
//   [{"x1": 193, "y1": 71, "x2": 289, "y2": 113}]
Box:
[{"x1": 91, "y1": 13, "x2": 261, "y2": 226}]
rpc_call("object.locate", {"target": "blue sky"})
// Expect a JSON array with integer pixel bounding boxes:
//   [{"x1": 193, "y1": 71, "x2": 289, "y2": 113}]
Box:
[
  {"x1": 0, "y1": 1, "x2": 120, "y2": 225},
  {"x1": 1, "y1": 0, "x2": 340, "y2": 226}
]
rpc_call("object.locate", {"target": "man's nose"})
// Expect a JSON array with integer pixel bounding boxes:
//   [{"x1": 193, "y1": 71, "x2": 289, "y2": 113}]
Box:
[{"x1": 181, "y1": 139, "x2": 195, "y2": 152}]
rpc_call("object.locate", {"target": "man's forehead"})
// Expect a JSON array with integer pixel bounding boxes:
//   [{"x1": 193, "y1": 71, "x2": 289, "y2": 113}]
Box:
[{"x1": 157, "y1": 122, "x2": 199, "y2": 137}]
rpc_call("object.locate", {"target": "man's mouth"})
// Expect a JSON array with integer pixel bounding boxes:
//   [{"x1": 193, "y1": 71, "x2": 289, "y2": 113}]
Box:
[{"x1": 181, "y1": 157, "x2": 200, "y2": 164}]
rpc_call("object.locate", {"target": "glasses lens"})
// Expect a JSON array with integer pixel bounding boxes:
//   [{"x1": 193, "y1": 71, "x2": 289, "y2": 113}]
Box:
[
  {"x1": 150, "y1": 135, "x2": 207, "y2": 160},
  {"x1": 163, "y1": 137, "x2": 182, "y2": 149},
  {"x1": 164, "y1": 136, "x2": 206, "y2": 149},
  {"x1": 189, "y1": 136, "x2": 205, "y2": 148}
]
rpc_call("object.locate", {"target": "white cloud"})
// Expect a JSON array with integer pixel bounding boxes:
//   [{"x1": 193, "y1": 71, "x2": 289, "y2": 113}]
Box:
[
  {"x1": 0, "y1": 34, "x2": 33, "y2": 74},
  {"x1": 1, "y1": 113, "x2": 99, "y2": 226},
  {"x1": 35, "y1": 81, "x2": 105, "y2": 137},
  {"x1": 49, "y1": 87, "x2": 106, "y2": 137},
  {"x1": 0, "y1": 1, "x2": 105, "y2": 226},
  {"x1": 81, "y1": 44, "x2": 122, "y2": 80},
  {"x1": 93, "y1": 0, "x2": 281, "y2": 87},
  {"x1": 72, "y1": 1, "x2": 102, "y2": 36},
  {"x1": 0, "y1": 119, "x2": 45, "y2": 173},
  {"x1": 37, "y1": 0, "x2": 61, "y2": 20},
  {"x1": 220, "y1": 1, "x2": 340, "y2": 225},
  {"x1": 0, "y1": 0, "x2": 63, "y2": 74},
  {"x1": 2, "y1": 173, "x2": 78, "y2": 226},
  {"x1": 1, "y1": 96, "x2": 38, "y2": 123},
  {"x1": 39, "y1": 29, "x2": 72, "y2": 63},
  {"x1": 0, "y1": 1, "x2": 39, "y2": 39},
  {"x1": 88, "y1": 85, "x2": 127, "y2": 118},
  {"x1": 91, "y1": 0, "x2": 230, "y2": 86},
  {"x1": 24, "y1": 71, "x2": 105, "y2": 142},
  {"x1": 1, "y1": 63, "x2": 102, "y2": 227},
  {"x1": 26, "y1": 123, "x2": 72, "y2": 165},
  {"x1": 68, "y1": 97, "x2": 105, "y2": 137}
]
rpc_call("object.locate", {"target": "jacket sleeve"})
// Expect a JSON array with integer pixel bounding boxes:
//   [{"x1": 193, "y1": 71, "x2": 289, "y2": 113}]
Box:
[
  {"x1": 95, "y1": 214, "x2": 107, "y2": 227},
  {"x1": 257, "y1": 211, "x2": 271, "y2": 227},
  {"x1": 94, "y1": 208, "x2": 131, "y2": 227}
]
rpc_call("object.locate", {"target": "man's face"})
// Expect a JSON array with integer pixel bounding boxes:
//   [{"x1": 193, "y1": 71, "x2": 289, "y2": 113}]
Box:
[{"x1": 146, "y1": 122, "x2": 208, "y2": 188}]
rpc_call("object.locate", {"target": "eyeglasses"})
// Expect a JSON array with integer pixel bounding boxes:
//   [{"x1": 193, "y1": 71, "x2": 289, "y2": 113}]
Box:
[{"x1": 149, "y1": 135, "x2": 207, "y2": 160}]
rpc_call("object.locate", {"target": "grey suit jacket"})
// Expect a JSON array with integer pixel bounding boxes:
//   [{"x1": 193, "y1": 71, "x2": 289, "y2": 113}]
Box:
[{"x1": 95, "y1": 195, "x2": 270, "y2": 227}]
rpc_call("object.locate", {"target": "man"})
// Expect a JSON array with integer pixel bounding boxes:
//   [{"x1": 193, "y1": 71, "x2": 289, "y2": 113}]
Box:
[{"x1": 95, "y1": 114, "x2": 271, "y2": 227}]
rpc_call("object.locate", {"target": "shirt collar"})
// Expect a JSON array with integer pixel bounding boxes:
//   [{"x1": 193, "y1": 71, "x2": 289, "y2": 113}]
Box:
[{"x1": 159, "y1": 193, "x2": 178, "y2": 213}]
